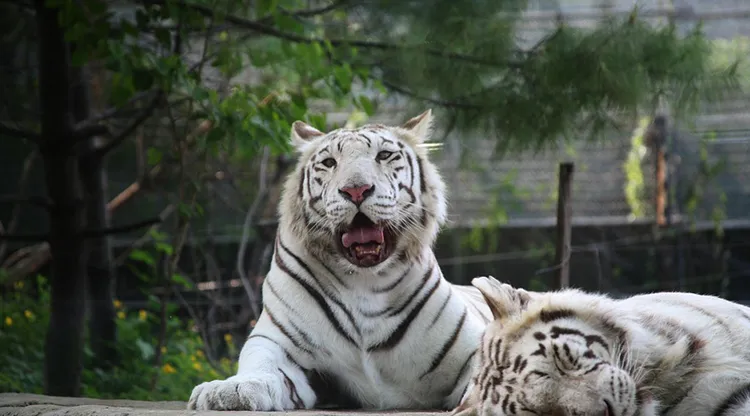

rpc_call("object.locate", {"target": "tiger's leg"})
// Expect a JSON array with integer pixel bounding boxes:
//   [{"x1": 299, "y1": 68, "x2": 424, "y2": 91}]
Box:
[
  {"x1": 187, "y1": 312, "x2": 316, "y2": 411},
  {"x1": 444, "y1": 351, "x2": 480, "y2": 410},
  {"x1": 636, "y1": 392, "x2": 661, "y2": 416}
]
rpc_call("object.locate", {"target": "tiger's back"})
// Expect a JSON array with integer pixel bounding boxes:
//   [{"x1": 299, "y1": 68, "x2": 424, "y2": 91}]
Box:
[
  {"x1": 618, "y1": 291, "x2": 750, "y2": 415},
  {"x1": 456, "y1": 277, "x2": 750, "y2": 416}
]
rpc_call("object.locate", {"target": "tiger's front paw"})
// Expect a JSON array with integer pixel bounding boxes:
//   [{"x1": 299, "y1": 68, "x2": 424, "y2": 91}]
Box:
[{"x1": 187, "y1": 373, "x2": 313, "y2": 411}]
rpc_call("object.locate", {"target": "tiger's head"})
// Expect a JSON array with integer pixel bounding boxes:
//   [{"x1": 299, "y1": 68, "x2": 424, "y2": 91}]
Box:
[
  {"x1": 278, "y1": 109, "x2": 446, "y2": 269},
  {"x1": 454, "y1": 277, "x2": 645, "y2": 416}
]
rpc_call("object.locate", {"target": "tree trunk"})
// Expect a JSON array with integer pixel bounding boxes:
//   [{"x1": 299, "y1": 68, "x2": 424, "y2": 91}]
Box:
[
  {"x1": 81, "y1": 148, "x2": 118, "y2": 368},
  {"x1": 72, "y1": 61, "x2": 118, "y2": 369},
  {"x1": 36, "y1": 0, "x2": 87, "y2": 396}
]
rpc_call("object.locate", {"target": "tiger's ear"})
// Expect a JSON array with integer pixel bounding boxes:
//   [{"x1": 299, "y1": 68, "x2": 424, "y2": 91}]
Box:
[
  {"x1": 472, "y1": 276, "x2": 530, "y2": 321},
  {"x1": 290, "y1": 121, "x2": 325, "y2": 150},
  {"x1": 401, "y1": 109, "x2": 433, "y2": 144}
]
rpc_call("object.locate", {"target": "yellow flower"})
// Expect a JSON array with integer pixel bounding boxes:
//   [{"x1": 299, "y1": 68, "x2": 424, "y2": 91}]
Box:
[
  {"x1": 224, "y1": 333, "x2": 232, "y2": 343},
  {"x1": 14, "y1": 281, "x2": 24, "y2": 290},
  {"x1": 138, "y1": 310, "x2": 147, "y2": 321},
  {"x1": 117, "y1": 311, "x2": 126, "y2": 320},
  {"x1": 192, "y1": 362, "x2": 202, "y2": 371},
  {"x1": 162, "y1": 363, "x2": 177, "y2": 374},
  {"x1": 196, "y1": 350, "x2": 204, "y2": 358},
  {"x1": 24, "y1": 310, "x2": 34, "y2": 320},
  {"x1": 191, "y1": 355, "x2": 197, "y2": 362},
  {"x1": 161, "y1": 346, "x2": 167, "y2": 354},
  {"x1": 113, "y1": 299, "x2": 123, "y2": 309},
  {"x1": 4, "y1": 316, "x2": 12, "y2": 326}
]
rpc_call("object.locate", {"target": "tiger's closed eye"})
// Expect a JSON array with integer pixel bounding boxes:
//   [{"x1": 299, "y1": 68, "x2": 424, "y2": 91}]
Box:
[
  {"x1": 376, "y1": 151, "x2": 393, "y2": 161},
  {"x1": 321, "y1": 157, "x2": 337, "y2": 168}
]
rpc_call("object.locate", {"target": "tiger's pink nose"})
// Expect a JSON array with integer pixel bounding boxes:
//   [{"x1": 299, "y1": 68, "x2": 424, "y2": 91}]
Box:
[{"x1": 339, "y1": 184, "x2": 374, "y2": 205}]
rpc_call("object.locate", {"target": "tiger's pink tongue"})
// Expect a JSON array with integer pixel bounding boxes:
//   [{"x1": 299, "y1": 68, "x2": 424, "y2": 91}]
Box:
[{"x1": 341, "y1": 226, "x2": 384, "y2": 248}]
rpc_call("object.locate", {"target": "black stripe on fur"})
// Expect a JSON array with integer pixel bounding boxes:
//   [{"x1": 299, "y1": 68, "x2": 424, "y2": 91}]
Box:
[{"x1": 713, "y1": 381, "x2": 750, "y2": 416}]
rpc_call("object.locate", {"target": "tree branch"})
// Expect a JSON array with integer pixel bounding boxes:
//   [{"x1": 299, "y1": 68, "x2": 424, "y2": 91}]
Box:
[
  {"x1": 0, "y1": 150, "x2": 38, "y2": 260},
  {"x1": 114, "y1": 204, "x2": 176, "y2": 265},
  {"x1": 73, "y1": 123, "x2": 110, "y2": 140},
  {"x1": 0, "y1": 218, "x2": 162, "y2": 242},
  {"x1": 0, "y1": 195, "x2": 52, "y2": 209},
  {"x1": 138, "y1": 0, "x2": 514, "y2": 68},
  {"x1": 0, "y1": 0, "x2": 32, "y2": 10},
  {"x1": 280, "y1": 1, "x2": 350, "y2": 19},
  {"x1": 0, "y1": 123, "x2": 40, "y2": 142},
  {"x1": 0, "y1": 119, "x2": 215, "y2": 285},
  {"x1": 81, "y1": 217, "x2": 162, "y2": 239},
  {"x1": 76, "y1": 90, "x2": 156, "y2": 127},
  {"x1": 0, "y1": 232, "x2": 48, "y2": 242},
  {"x1": 376, "y1": 77, "x2": 483, "y2": 110},
  {"x1": 236, "y1": 146, "x2": 270, "y2": 322},
  {"x1": 95, "y1": 90, "x2": 163, "y2": 157}
]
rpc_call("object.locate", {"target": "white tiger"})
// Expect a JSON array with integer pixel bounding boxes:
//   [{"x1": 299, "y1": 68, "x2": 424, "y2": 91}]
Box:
[
  {"x1": 454, "y1": 276, "x2": 750, "y2": 416},
  {"x1": 188, "y1": 110, "x2": 494, "y2": 411}
]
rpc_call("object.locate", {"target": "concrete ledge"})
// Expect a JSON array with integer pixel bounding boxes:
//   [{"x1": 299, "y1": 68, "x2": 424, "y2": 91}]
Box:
[{"x1": 0, "y1": 394, "x2": 446, "y2": 416}]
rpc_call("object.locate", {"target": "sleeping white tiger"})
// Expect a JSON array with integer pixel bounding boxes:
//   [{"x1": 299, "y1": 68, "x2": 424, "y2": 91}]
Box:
[
  {"x1": 188, "y1": 110, "x2": 494, "y2": 411},
  {"x1": 455, "y1": 276, "x2": 750, "y2": 416}
]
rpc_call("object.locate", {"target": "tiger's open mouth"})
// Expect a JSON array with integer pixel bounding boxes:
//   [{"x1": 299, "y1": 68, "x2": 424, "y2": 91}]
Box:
[{"x1": 338, "y1": 213, "x2": 394, "y2": 268}]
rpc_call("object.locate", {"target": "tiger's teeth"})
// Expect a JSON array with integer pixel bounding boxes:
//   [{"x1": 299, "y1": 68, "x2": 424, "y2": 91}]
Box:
[{"x1": 353, "y1": 245, "x2": 382, "y2": 255}]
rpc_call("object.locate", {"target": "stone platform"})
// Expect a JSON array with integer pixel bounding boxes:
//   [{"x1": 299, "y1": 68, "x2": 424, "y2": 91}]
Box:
[{"x1": 0, "y1": 394, "x2": 446, "y2": 416}]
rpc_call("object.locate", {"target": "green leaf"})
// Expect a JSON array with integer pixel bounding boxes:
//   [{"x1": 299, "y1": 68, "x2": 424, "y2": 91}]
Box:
[
  {"x1": 358, "y1": 96, "x2": 376, "y2": 116},
  {"x1": 154, "y1": 27, "x2": 171, "y2": 48},
  {"x1": 70, "y1": 47, "x2": 89, "y2": 67},
  {"x1": 135, "y1": 9, "x2": 149, "y2": 29},
  {"x1": 147, "y1": 294, "x2": 161, "y2": 311},
  {"x1": 110, "y1": 79, "x2": 134, "y2": 107},
  {"x1": 155, "y1": 242, "x2": 174, "y2": 256},
  {"x1": 120, "y1": 19, "x2": 139, "y2": 37},
  {"x1": 147, "y1": 148, "x2": 162, "y2": 165},
  {"x1": 255, "y1": 0, "x2": 278, "y2": 18},
  {"x1": 206, "y1": 128, "x2": 225, "y2": 143},
  {"x1": 273, "y1": 13, "x2": 300, "y2": 33},
  {"x1": 332, "y1": 66, "x2": 353, "y2": 93},
  {"x1": 135, "y1": 339, "x2": 155, "y2": 360},
  {"x1": 171, "y1": 273, "x2": 193, "y2": 289},
  {"x1": 149, "y1": 229, "x2": 168, "y2": 242},
  {"x1": 131, "y1": 69, "x2": 154, "y2": 91},
  {"x1": 129, "y1": 249, "x2": 155, "y2": 266}
]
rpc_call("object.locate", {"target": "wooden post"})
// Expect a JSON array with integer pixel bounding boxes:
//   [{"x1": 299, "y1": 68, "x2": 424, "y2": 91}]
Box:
[
  {"x1": 648, "y1": 116, "x2": 668, "y2": 227},
  {"x1": 555, "y1": 163, "x2": 574, "y2": 289}
]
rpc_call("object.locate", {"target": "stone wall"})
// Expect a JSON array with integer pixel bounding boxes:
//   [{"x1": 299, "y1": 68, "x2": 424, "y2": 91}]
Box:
[{"x1": 0, "y1": 393, "x2": 444, "y2": 416}]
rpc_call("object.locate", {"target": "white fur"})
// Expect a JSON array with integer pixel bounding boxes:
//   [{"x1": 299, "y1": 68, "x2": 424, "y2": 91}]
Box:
[
  {"x1": 456, "y1": 277, "x2": 750, "y2": 416},
  {"x1": 188, "y1": 111, "x2": 493, "y2": 411}
]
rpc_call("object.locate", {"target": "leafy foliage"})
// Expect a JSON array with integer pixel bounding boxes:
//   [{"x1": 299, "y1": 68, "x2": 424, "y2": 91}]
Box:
[
  {"x1": 623, "y1": 116, "x2": 651, "y2": 219},
  {"x1": 334, "y1": 3, "x2": 739, "y2": 150},
  {"x1": 41, "y1": 0, "x2": 744, "y2": 158},
  {"x1": 0, "y1": 275, "x2": 236, "y2": 400}
]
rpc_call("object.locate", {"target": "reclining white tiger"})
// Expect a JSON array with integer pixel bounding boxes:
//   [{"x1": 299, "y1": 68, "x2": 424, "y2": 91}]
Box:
[
  {"x1": 456, "y1": 276, "x2": 750, "y2": 416},
  {"x1": 187, "y1": 110, "x2": 495, "y2": 411}
]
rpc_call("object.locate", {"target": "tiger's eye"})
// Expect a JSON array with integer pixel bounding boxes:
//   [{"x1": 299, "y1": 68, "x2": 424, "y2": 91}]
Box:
[
  {"x1": 321, "y1": 158, "x2": 337, "y2": 168},
  {"x1": 376, "y1": 151, "x2": 393, "y2": 161}
]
